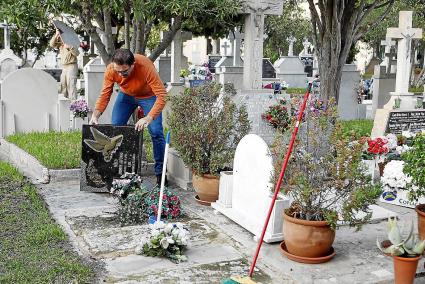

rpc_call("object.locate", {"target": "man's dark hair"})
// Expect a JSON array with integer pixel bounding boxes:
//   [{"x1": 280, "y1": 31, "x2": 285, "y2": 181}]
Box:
[{"x1": 112, "y1": 49, "x2": 135, "y2": 66}]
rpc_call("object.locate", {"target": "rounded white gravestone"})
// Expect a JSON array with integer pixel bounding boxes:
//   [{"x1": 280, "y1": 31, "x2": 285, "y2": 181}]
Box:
[
  {"x1": 232, "y1": 134, "x2": 274, "y2": 228},
  {"x1": 1, "y1": 68, "x2": 59, "y2": 136}
]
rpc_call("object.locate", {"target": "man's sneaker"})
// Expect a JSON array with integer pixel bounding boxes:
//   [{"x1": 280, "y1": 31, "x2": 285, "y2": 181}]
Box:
[{"x1": 156, "y1": 175, "x2": 168, "y2": 187}]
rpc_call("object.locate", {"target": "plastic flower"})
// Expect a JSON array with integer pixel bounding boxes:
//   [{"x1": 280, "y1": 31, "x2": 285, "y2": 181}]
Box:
[
  {"x1": 381, "y1": 160, "x2": 412, "y2": 190},
  {"x1": 70, "y1": 99, "x2": 90, "y2": 118}
]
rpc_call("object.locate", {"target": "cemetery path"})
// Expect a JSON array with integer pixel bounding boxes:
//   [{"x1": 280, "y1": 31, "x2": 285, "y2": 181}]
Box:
[{"x1": 36, "y1": 176, "x2": 424, "y2": 284}]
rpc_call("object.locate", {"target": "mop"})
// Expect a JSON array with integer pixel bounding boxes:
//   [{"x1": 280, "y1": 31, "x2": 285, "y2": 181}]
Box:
[
  {"x1": 154, "y1": 131, "x2": 171, "y2": 224},
  {"x1": 221, "y1": 84, "x2": 312, "y2": 284}
]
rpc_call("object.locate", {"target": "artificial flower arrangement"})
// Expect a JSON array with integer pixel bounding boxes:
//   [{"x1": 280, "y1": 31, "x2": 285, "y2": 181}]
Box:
[
  {"x1": 145, "y1": 187, "x2": 183, "y2": 220},
  {"x1": 381, "y1": 160, "x2": 413, "y2": 191},
  {"x1": 70, "y1": 99, "x2": 91, "y2": 118},
  {"x1": 110, "y1": 173, "x2": 183, "y2": 225},
  {"x1": 135, "y1": 221, "x2": 190, "y2": 263},
  {"x1": 261, "y1": 99, "x2": 291, "y2": 132}
]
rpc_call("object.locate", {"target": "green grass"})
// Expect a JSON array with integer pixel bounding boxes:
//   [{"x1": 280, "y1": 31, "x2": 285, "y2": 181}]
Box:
[
  {"x1": 361, "y1": 73, "x2": 373, "y2": 79},
  {"x1": 286, "y1": 87, "x2": 307, "y2": 94},
  {"x1": 0, "y1": 162, "x2": 95, "y2": 283},
  {"x1": 6, "y1": 129, "x2": 158, "y2": 169},
  {"x1": 339, "y1": 119, "x2": 373, "y2": 141},
  {"x1": 409, "y1": 86, "x2": 424, "y2": 93},
  {"x1": 6, "y1": 131, "x2": 82, "y2": 169}
]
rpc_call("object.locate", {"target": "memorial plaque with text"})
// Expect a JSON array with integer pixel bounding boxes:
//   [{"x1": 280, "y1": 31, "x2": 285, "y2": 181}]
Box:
[
  {"x1": 80, "y1": 125, "x2": 142, "y2": 192},
  {"x1": 386, "y1": 110, "x2": 425, "y2": 134}
]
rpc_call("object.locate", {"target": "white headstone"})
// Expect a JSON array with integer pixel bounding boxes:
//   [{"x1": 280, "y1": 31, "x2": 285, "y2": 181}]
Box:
[
  {"x1": 372, "y1": 11, "x2": 423, "y2": 137},
  {"x1": 0, "y1": 68, "x2": 62, "y2": 137},
  {"x1": 0, "y1": 21, "x2": 21, "y2": 81},
  {"x1": 241, "y1": 0, "x2": 283, "y2": 90},
  {"x1": 228, "y1": 29, "x2": 243, "y2": 66},
  {"x1": 212, "y1": 134, "x2": 289, "y2": 242},
  {"x1": 220, "y1": 41, "x2": 231, "y2": 56},
  {"x1": 386, "y1": 11, "x2": 422, "y2": 94},
  {"x1": 300, "y1": 38, "x2": 310, "y2": 56},
  {"x1": 83, "y1": 57, "x2": 117, "y2": 124},
  {"x1": 286, "y1": 36, "x2": 296, "y2": 57}
]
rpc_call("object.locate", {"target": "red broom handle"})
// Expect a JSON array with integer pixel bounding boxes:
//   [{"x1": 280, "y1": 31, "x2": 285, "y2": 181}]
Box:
[{"x1": 248, "y1": 85, "x2": 311, "y2": 278}]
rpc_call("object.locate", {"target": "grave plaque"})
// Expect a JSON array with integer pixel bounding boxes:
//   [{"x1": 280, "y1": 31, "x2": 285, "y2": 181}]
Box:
[
  {"x1": 262, "y1": 59, "x2": 276, "y2": 78},
  {"x1": 80, "y1": 125, "x2": 143, "y2": 192},
  {"x1": 208, "y1": 55, "x2": 221, "y2": 73},
  {"x1": 386, "y1": 110, "x2": 425, "y2": 134},
  {"x1": 300, "y1": 56, "x2": 313, "y2": 77}
]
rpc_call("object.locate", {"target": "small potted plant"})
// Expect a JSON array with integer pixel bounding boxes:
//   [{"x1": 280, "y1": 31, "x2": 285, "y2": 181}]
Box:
[
  {"x1": 168, "y1": 82, "x2": 250, "y2": 203},
  {"x1": 402, "y1": 133, "x2": 425, "y2": 239},
  {"x1": 70, "y1": 98, "x2": 90, "y2": 129},
  {"x1": 274, "y1": 99, "x2": 382, "y2": 263},
  {"x1": 377, "y1": 218, "x2": 425, "y2": 284}
]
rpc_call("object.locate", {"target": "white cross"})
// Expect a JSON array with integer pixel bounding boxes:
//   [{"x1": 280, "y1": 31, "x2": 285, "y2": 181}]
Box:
[
  {"x1": 381, "y1": 37, "x2": 396, "y2": 73},
  {"x1": 228, "y1": 29, "x2": 243, "y2": 66},
  {"x1": 386, "y1": 11, "x2": 422, "y2": 94},
  {"x1": 302, "y1": 38, "x2": 311, "y2": 55},
  {"x1": 221, "y1": 41, "x2": 231, "y2": 56},
  {"x1": 287, "y1": 36, "x2": 296, "y2": 56}
]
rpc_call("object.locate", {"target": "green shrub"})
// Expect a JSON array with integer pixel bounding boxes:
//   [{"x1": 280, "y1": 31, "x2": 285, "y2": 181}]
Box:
[{"x1": 402, "y1": 133, "x2": 425, "y2": 201}]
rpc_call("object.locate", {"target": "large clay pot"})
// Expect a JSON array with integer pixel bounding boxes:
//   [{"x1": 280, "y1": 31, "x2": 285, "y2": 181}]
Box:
[
  {"x1": 393, "y1": 255, "x2": 421, "y2": 284},
  {"x1": 415, "y1": 204, "x2": 425, "y2": 240},
  {"x1": 192, "y1": 174, "x2": 219, "y2": 202},
  {"x1": 282, "y1": 212, "x2": 335, "y2": 258}
]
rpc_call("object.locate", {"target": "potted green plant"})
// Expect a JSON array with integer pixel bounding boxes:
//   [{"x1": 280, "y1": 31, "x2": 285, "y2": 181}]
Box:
[
  {"x1": 377, "y1": 218, "x2": 425, "y2": 284},
  {"x1": 168, "y1": 82, "x2": 250, "y2": 203},
  {"x1": 402, "y1": 133, "x2": 425, "y2": 239},
  {"x1": 274, "y1": 98, "x2": 382, "y2": 263}
]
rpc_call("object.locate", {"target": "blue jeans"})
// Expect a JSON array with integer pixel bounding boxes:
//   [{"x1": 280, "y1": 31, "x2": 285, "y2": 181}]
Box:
[{"x1": 112, "y1": 92, "x2": 165, "y2": 176}]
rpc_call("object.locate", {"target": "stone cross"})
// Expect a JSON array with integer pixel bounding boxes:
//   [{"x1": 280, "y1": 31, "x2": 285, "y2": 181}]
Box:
[
  {"x1": 0, "y1": 20, "x2": 13, "y2": 50},
  {"x1": 380, "y1": 37, "x2": 396, "y2": 73},
  {"x1": 221, "y1": 41, "x2": 231, "y2": 56},
  {"x1": 241, "y1": 0, "x2": 283, "y2": 90},
  {"x1": 287, "y1": 36, "x2": 296, "y2": 56},
  {"x1": 302, "y1": 38, "x2": 311, "y2": 55},
  {"x1": 386, "y1": 11, "x2": 422, "y2": 94},
  {"x1": 228, "y1": 29, "x2": 243, "y2": 66}
]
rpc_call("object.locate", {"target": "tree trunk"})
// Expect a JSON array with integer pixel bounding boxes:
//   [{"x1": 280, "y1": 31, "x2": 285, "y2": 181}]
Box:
[
  {"x1": 124, "y1": 9, "x2": 131, "y2": 49},
  {"x1": 141, "y1": 22, "x2": 153, "y2": 55},
  {"x1": 148, "y1": 16, "x2": 182, "y2": 62},
  {"x1": 80, "y1": 1, "x2": 111, "y2": 64},
  {"x1": 103, "y1": 7, "x2": 114, "y2": 55},
  {"x1": 130, "y1": 20, "x2": 137, "y2": 52},
  {"x1": 134, "y1": 19, "x2": 145, "y2": 54}
]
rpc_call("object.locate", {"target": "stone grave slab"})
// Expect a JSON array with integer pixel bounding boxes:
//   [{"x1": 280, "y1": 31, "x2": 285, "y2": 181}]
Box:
[
  {"x1": 80, "y1": 124, "x2": 143, "y2": 192},
  {"x1": 212, "y1": 134, "x2": 290, "y2": 243},
  {"x1": 208, "y1": 55, "x2": 221, "y2": 73}
]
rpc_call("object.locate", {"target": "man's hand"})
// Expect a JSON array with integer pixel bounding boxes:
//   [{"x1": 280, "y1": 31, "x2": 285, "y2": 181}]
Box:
[
  {"x1": 89, "y1": 109, "x2": 101, "y2": 125},
  {"x1": 135, "y1": 115, "x2": 153, "y2": 131}
]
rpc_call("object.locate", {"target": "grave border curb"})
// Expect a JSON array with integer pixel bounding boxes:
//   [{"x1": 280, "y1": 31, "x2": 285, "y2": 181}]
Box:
[{"x1": 0, "y1": 139, "x2": 156, "y2": 183}]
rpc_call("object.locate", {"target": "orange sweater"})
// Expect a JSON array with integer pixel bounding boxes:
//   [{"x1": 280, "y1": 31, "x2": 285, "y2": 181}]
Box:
[{"x1": 95, "y1": 54, "x2": 166, "y2": 119}]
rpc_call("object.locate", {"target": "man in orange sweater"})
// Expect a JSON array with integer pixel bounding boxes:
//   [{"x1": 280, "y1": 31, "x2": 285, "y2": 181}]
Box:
[{"x1": 89, "y1": 49, "x2": 167, "y2": 186}]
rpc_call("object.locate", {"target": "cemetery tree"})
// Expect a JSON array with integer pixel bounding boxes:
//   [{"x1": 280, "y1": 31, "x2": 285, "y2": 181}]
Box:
[
  {"x1": 52, "y1": 0, "x2": 243, "y2": 64},
  {"x1": 307, "y1": 0, "x2": 395, "y2": 102},
  {"x1": 0, "y1": 0, "x2": 54, "y2": 66},
  {"x1": 264, "y1": 2, "x2": 313, "y2": 62}
]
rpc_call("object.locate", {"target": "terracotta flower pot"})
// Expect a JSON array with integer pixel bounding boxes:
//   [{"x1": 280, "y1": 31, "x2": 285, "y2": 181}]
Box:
[
  {"x1": 415, "y1": 204, "x2": 425, "y2": 240},
  {"x1": 393, "y1": 255, "x2": 421, "y2": 284},
  {"x1": 282, "y1": 212, "x2": 335, "y2": 258},
  {"x1": 192, "y1": 174, "x2": 219, "y2": 202}
]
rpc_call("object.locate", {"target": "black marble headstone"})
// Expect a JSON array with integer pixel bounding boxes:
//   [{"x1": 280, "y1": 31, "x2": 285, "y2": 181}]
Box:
[
  {"x1": 300, "y1": 56, "x2": 314, "y2": 77},
  {"x1": 386, "y1": 110, "x2": 425, "y2": 135},
  {"x1": 208, "y1": 55, "x2": 221, "y2": 73},
  {"x1": 262, "y1": 59, "x2": 276, "y2": 78},
  {"x1": 42, "y1": 68, "x2": 62, "y2": 82},
  {"x1": 80, "y1": 124, "x2": 143, "y2": 192}
]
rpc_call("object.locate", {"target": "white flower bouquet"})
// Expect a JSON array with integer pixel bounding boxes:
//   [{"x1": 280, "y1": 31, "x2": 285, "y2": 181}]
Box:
[
  {"x1": 381, "y1": 160, "x2": 412, "y2": 190},
  {"x1": 135, "y1": 222, "x2": 190, "y2": 263}
]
